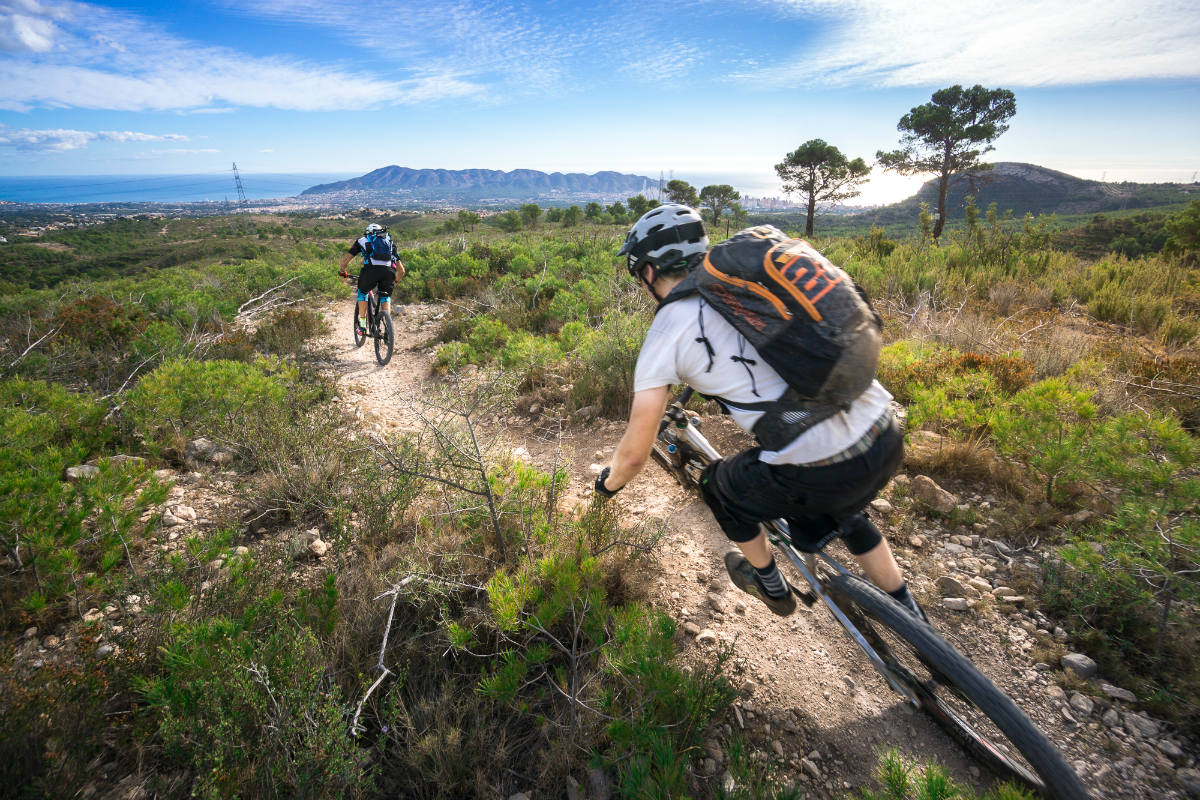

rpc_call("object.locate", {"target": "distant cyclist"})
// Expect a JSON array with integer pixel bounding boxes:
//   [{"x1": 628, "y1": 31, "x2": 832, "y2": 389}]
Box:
[{"x1": 339, "y1": 223, "x2": 406, "y2": 335}]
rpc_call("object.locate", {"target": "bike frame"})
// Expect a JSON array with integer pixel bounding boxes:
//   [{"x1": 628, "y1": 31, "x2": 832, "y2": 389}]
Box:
[{"x1": 659, "y1": 398, "x2": 920, "y2": 705}]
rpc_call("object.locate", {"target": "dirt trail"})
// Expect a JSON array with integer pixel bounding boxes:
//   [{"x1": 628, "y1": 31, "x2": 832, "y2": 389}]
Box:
[{"x1": 317, "y1": 297, "x2": 1188, "y2": 800}]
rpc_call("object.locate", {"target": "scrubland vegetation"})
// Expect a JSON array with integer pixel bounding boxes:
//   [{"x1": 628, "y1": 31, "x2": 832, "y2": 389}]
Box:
[{"x1": 1, "y1": 198, "x2": 1197, "y2": 797}]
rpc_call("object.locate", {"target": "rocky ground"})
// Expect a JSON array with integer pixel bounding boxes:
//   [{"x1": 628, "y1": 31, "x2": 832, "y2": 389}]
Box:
[{"x1": 19, "y1": 296, "x2": 1199, "y2": 800}]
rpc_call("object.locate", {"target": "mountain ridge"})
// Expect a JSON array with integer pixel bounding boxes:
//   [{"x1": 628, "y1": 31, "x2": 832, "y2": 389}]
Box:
[{"x1": 301, "y1": 166, "x2": 656, "y2": 200}]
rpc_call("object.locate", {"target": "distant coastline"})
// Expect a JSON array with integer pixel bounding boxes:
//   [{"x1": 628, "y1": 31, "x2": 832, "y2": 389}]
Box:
[{"x1": 0, "y1": 173, "x2": 355, "y2": 204}]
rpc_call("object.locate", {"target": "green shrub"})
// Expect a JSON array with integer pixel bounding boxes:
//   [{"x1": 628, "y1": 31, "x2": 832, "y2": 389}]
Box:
[
  {"x1": 498, "y1": 332, "x2": 563, "y2": 391},
  {"x1": 858, "y1": 749, "x2": 1034, "y2": 800},
  {"x1": 1158, "y1": 313, "x2": 1199, "y2": 348},
  {"x1": 253, "y1": 306, "x2": 328, "y2": 360},
  {"x1": 124, "y1": 356, "x2": 296, "y2": 455},
  {"x1": 987, "y1": 377, "x2": 1097, "y2": 502},
  {"x1": 1042, "y1": 411, "x2": 1200, "y2": 723},
  {"x1": 434, "y1": 341, "x2": 477, "y2": 371},
  {"x1": 141, "y1": 615, "x2": 366, "y2": 799},
  {"x1": 356, "y1": 453, "x2": 733, "y2": 799},
  {"x1": 0, "y1": 379, "x2": 165, "y2": 624},
  {"x1": 1086, "y1": 281, "x2": 1132, "y2": 324},
  {"x1": 568, "y1": 310, "x2": 650, "y2": 417}
]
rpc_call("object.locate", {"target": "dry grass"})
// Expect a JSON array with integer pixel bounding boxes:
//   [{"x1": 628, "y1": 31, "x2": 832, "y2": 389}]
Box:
[
  {"x1": 903, "y1": 435, "x2": 1029, "y2": 498},
  {"x1": 1023, "y1": 326, "x2": 1097, "y2": 379}
]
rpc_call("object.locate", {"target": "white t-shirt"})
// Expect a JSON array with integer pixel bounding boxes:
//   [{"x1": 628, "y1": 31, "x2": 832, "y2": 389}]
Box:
[{"x1": 633, "y1": 295, "x2": 892, "y2": 465}]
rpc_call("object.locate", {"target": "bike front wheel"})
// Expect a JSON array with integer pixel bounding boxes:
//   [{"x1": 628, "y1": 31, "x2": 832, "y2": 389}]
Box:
[
  {"x1": 352, "y1": 304, "x2": 366, "y2": 348},
  {"x1": 374, "y1": 310, "x2": 394, "y2": 366},
  {"x1": 828, "y1": 573, "x2": 1090, "y2": 800}
]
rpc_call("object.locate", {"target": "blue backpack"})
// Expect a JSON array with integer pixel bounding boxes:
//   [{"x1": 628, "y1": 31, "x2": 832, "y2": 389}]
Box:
[{"x1": 363, "y1": 231, "x2": 393, "y2": 265}]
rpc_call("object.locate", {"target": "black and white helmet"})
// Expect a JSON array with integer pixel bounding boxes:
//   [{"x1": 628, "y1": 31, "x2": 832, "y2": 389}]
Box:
[
  {"x1": 365, "y1": 223, "x2": 385, "y2": 236},
  {"x1": 617, "y1": 203, "x2": 707, "y2": 276}
]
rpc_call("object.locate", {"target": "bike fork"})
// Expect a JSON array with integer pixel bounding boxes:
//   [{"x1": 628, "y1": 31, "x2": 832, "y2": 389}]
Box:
[{"x1": 776, "y1": 538, "x2": 920, "y2": 706}]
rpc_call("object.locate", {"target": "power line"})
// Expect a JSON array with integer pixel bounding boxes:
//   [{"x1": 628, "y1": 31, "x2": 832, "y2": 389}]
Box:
[{"x1": 232, "y1": 162, "x2": 249, "y2": 213}]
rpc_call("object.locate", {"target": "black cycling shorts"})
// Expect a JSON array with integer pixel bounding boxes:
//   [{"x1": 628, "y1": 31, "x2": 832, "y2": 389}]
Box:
[
  {"x1": 357, "y1": 264, "x2": 396, "y2": 299},
  {"x1": 698, "y1": 414, "x2": 903, "y2": 556}
]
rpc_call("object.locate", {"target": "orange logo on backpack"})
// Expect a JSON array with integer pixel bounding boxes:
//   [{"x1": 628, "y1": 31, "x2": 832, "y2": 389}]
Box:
[{"x1": 763, "y1": 239, "x2": 845, "y2": 322}]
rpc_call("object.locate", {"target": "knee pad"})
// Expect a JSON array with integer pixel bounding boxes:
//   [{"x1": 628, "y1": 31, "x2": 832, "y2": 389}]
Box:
[{"x1": 839, "y1": 513, "x2": 883, "y2": 556}]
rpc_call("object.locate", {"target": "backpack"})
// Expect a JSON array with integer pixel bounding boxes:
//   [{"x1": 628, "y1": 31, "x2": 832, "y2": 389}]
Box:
[
  {"x1": 363, "y1": 231, "x2": 393, "y2": 265},
  {"x1": 659, "y1": 225, "x2": 882, "y2": 450}
]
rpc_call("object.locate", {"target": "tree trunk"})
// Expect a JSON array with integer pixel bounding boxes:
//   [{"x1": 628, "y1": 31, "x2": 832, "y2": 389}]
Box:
[
  {"x1": 934, "y1": 143, "x2": 953, "y2": 240},
  {"x1": 934, "y1": 172, "x2": 949, "y2": 240},
  {"x1": 805, "y1": 189, "x2": 816, "y2": 237}
]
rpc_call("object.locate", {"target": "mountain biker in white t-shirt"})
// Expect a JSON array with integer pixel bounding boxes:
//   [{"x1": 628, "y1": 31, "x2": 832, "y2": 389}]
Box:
[{"x1": 595, "y1": 204, "x2": 925, "y2": 621}]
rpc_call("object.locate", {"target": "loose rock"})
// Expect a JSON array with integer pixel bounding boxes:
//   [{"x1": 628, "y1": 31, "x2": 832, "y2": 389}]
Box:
[
  {"x1": 1061, "y1": 652, "x2": 1098, "y2": 678},
  {"x1": 1123, "y1": 711, "x2": 1160, "y2": 738},
  {"x1": 1068, "y1": 692, "x2": 1095, "y2": 716},
  {"x1": 936, "y1": 575, "x2": 979, "y2": 598},
  {"x1": 911, "y1": 475, "x2": 958, "y2": 514},
  {"x1": 1099, "y1": 682, "x2": 1137, "y2": 703},
  {"x1": 64, "y1": 465, "x2": 100, "y2": 482},
  {"x1": 1177, "y1": 767, "x2": 1200, "y2": 797},
  {"x1": 943, "y1": 598, "x2": 970, "y2": 611}
]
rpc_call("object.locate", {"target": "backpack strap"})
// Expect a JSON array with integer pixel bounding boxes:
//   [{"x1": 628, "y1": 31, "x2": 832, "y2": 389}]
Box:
[{"x1": 717, "y1": 389, "x2": 845, "y2": 451}]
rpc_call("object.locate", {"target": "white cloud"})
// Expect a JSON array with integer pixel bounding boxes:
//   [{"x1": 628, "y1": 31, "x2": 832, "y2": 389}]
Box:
[
  {"x1": 0, "y1": 125, "x2": 189, "y2": 151},
  {"x1": 0, "y1": 0, "x2": 477, "y2": 111},
  {"x1": 0, "y1": 0, "x2": 73, "y2": 53},
  {"x1": 220, "y1": 0, "x2": 607, "y2": 97},
  {"x1": 741, "y1": 0, "x2": 1200, "y2": 87},
  {"x1": 619, "y1": 44, "x2": 703, "y2": 80}
]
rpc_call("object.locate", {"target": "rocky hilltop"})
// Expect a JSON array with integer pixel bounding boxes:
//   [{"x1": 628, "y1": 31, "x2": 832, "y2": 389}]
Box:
[
  {"x1": 874, "y1": 162, "x2": 1197, "y2": 220},
  {"x1": 301, "y1": 166, "x2": 656, "y2": 203}
]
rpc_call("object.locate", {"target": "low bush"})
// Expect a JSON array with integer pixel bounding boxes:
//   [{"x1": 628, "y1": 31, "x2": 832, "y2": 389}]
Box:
[
  {"x1": 141, "y1": 614, "x2": 366, "y2": 800},
  {"x1": 123, "y1": 356, "x2": 297, "y2": 456},
  {"x1": 567, "y1": 309, "x2": 650, "y2": 417},
  {"x1": 0, "y1": 378, "x2": 165, "y2": 626}
]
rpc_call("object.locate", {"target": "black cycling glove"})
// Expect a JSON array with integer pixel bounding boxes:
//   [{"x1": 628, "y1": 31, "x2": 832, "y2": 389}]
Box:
[{"x1": 593, "y1": 466, "x2": 621, "y2": 498}]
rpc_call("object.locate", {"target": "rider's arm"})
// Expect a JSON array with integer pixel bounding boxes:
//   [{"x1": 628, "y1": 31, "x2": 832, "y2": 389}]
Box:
[
  {"x1": 390, "y1": 241, "x2": 405, "y2": 278},
  {"x1": 339, "y1": 252, "x2": 355, "y2": 270},
  {"x1": 603, "y1": 385, "x2": 669, "y2": 492}
]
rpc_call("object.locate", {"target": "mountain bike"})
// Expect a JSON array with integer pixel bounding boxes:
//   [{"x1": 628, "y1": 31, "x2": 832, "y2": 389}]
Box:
[
  {"x1": 348, "y1": 275, "x2": 394, "y2": 366},
  {"x1": 651, "y1": 388, "x2": 1090, "y2": 800}
]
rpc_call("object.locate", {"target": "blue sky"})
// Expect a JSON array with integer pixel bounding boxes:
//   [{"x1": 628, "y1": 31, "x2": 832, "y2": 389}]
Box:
[{"x1": 2, "y1": 0, "x2": 1199, "y2": 204}]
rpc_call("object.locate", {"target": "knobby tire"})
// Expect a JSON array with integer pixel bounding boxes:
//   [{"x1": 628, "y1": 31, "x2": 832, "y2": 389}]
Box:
[
  {"x1": 827, "y1": 573, "x2": 1090, "y2": 800},
  {"x1": 374, "y1": 310, "x2": 394, "y2": 366},
  {"x1": 352, "y1": 303, "x2": 366, "y2": 348}
]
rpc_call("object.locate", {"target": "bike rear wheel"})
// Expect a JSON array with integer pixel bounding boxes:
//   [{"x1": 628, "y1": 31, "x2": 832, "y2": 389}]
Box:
[
  {"x1": 828, "y1": 573, "x2": 1090, "y2": 800},
  {"x1": 374, "y1": 309, "x2": 394, "y2": 366}
]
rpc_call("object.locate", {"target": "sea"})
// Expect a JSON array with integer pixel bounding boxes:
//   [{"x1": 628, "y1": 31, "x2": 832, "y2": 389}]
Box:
[{"x1": 0, "y1": 173, "x2": 355, "y2": 204}]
